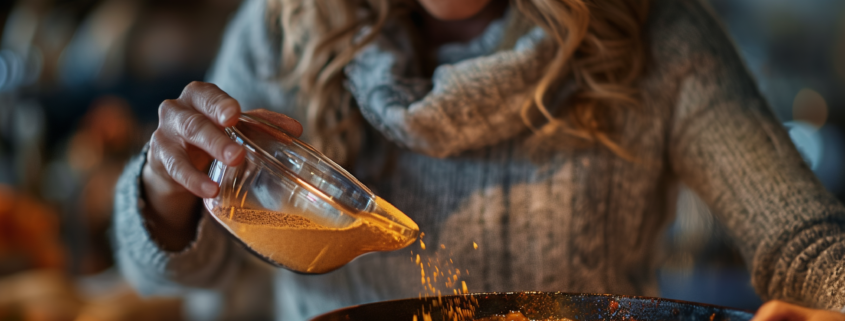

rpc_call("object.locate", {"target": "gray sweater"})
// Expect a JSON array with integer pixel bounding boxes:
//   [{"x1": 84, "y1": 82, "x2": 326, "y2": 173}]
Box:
[{"x1": 112, "y1": 0, "x2": 845, "y2": 320}]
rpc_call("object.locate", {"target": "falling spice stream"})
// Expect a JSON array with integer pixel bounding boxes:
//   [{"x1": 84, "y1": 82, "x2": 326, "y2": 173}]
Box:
[{"x1": 411, "y1": 232, "x2": 481, "y2": 320}]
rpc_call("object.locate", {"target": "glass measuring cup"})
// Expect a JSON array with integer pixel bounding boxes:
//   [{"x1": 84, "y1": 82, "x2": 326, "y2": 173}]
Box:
[{"x1": 204, "y1": 114, "x2": 419, "y2": 274}]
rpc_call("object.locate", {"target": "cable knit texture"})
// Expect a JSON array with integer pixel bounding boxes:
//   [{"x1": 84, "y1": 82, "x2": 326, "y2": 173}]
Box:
[
  {"x1": 344, "y1": 20, "x2": 554, "y2": 158},
  {"x1": 112, "y1": 0, "x2": 845, "y2": 319}
]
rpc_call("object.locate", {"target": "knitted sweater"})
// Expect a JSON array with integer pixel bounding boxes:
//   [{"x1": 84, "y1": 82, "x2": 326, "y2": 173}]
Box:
[{"x1": 112, "y1": 0, "x2": 845, "y2": 320}]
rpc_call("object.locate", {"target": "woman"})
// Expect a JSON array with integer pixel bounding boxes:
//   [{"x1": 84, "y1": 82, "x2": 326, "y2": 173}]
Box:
[{"x1": 112, "y1": 0, "x2": 845, "y2": 320}]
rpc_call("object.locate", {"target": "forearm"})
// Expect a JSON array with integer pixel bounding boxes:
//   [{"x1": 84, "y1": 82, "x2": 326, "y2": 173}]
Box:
[
  {"x1": 661, "y1": 6, "x2": 845, "y2": 306},
  {"x1": 140, "y1": 159, "x2": 203, "y2": 252}
]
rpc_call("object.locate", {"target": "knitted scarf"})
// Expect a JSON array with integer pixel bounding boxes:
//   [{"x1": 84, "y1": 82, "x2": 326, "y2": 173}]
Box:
[{"x1": 344, "y1": 17, "x2": 556, "y2": 158}]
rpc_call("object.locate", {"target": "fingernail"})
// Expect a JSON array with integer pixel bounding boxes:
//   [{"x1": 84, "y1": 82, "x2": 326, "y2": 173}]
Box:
[
  {"x1": 224, "y1": 144, "x2": 242, "y2": 162},
  {"x1": 219, "y1": 107, "x2": 239, "y2": 125},
  {"x1": 202, "y1": 182, "x2": 218, "y2": 196}
]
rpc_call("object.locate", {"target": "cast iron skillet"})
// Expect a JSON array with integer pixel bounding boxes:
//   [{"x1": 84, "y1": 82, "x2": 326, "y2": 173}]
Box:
[{"x1": 310, "y1": 292, "x2": 754, "y2": 321}]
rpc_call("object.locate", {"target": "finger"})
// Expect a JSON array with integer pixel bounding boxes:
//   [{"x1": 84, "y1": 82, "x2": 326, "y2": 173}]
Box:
[
  {"x1": 752, "y1": 301, "x2": 811, "y2": 321},
  {"x1": 150, "y1": 132, "x2": 220, "y2": 198},
  {"x1": 245, "y1": 109, "x2": 304, "y2": 137},
  {"x1": 161, "y1": 102, "x2": 245, "y2": 166},
  {"x1": 179, "y1": 81, "x2": 242, "y2": 128}
]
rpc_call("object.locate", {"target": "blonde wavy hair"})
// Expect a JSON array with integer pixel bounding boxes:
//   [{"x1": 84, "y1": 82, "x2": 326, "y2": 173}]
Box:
[{"x1": 268, "y1": 0, "x2": 650, "y2": 164}]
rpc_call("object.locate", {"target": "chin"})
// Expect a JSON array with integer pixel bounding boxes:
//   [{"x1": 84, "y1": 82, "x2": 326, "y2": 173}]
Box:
[{"x1": 418, "y1": 0, "x2": 493, "y2": 20}]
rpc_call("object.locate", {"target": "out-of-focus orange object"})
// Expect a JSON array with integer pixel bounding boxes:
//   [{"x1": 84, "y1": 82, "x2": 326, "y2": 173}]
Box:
[
  {"x1": 66, "y1": 96, "x2": 141, "y2": 274},
  {"x1": 83, "y1": 96, "x2": 137, "y2": 153},
  {"x1": 0, "y1": 270, "x2": 81, "y2": 321},
  {"x1": 0, "y1": 269, "x2": 183, "y2": 321},
  {"x1": 68, "y1": 96, "x2": 138, "y2": 173},
  {"x1": 0, "y1": 185, "x2": 65, "y2": 271}
]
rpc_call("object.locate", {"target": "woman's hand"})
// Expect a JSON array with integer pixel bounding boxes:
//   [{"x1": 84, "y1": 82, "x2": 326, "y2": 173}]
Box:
[
  {"x1": 141, "y1": 81, "x2": 302, "y2": 251},
  {"x1": 752, "y1": 301, "x2": 845, "y2": 321}
]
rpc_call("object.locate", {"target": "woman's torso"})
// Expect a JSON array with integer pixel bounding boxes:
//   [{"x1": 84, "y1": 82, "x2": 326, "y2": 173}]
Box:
[
  {"x1": 207, "y1": 0, "x2": 716, "y2": 319},
  {"x1": 273, "y1": 131, "x2": 674, "y2": 319}
]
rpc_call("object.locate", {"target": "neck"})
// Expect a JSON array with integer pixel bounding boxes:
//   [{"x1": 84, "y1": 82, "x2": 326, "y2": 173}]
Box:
[{"x1": 419, "y1": 0, "x2": 508, "y2": 48}]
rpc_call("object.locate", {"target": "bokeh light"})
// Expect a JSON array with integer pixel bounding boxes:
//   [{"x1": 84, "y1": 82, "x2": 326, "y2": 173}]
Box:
[
  {"x1": 792, "y1": 88, "x2": 828, "y2": 128},
  {"x1": 784, "y1": 121, "x2": 824, "y2": 170}
]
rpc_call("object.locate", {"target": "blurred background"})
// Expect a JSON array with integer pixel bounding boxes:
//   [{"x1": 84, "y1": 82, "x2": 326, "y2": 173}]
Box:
[{"x1": 0, "y1": 0, "x2": 842, "y2": 319}]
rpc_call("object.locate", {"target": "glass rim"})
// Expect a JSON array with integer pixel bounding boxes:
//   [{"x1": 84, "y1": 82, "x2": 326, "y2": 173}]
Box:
[{"x1": 225, "y1": 113, "x2": 374, "y2": 215}]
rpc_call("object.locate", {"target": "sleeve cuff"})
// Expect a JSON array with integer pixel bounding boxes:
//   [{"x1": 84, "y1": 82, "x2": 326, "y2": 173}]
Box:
[{"x1": 112, "y1": 144, "x2": 242, "y2": 295}]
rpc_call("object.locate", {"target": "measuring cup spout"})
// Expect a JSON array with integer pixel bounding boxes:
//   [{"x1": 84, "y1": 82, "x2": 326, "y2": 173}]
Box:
[{"x1": 367, "y1": 197, "x2": 420, "y2": 249}]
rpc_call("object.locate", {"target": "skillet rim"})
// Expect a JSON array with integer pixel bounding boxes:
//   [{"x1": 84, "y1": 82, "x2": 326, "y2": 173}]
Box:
[{"x1": 309, "y1": 291, "x2": 756, "y2": 321}]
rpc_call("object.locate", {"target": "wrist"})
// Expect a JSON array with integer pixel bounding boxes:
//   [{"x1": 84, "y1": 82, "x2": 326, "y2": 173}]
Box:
[{"x1": 140, "y1": 162, "x2": 203, "y2": 251}]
